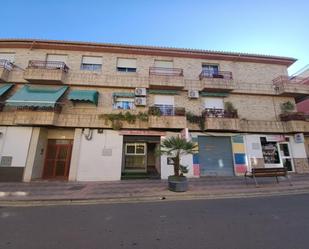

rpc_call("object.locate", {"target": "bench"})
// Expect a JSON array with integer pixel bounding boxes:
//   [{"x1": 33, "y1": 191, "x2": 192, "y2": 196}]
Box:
[{"x1": 245, "y1": 167, "x2": 292, "y2": 187}]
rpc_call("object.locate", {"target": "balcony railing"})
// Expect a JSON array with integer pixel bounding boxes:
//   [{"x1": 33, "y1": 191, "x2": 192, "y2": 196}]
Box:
[
  {"x1": 149, "y1": 105, "x2": 186, "y2": 116},
  {"x1": 0, "y1": 59, "x2": 13, "y2": 71},
  {"x1": 273, "y1": 75, "x2": 309, "y2": 86},
  {"x1": 28, "y1": 60, "x2": 69, "y2": 72},
  {"x1": 203, "y1": 108, "x2": 238, "y2": 118},
  {"x1": 279, "y1": 112, "x2": 306, "y2": 121},
  {"x1": 149, "y1": 67, "x2": 183, "y2": 77},
  {"x1": 199, "y1": 70, "x2": 233, "y2": 80}
]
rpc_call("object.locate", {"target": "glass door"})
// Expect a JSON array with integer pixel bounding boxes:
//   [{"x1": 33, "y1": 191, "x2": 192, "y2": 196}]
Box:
[
  {"x1": 124, "y1": 143, "x2": 147, "y2": 172},
  {"x1": 279, "y1": 142, "x2": 294, "y2": 172}
]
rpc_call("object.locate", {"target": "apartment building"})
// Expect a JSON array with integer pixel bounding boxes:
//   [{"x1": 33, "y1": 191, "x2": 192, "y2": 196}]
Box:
[{"x1": 0, "y1": 39, "x2": 308, "y2": 182}]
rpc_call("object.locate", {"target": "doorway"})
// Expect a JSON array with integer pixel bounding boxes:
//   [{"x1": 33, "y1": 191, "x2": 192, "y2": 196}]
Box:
[
  {"x1": 198, "y1": 136, "x2": 234, "y2": 176},
  {"x1": 279, "y1": 142, "x2": 294, "y2": 172},
  {"x1": 124, "y1": 143, "x2": 147, "y2": 172},
  {"x1": 42, "y1": 139, "x2": 73, "y2": 180}
]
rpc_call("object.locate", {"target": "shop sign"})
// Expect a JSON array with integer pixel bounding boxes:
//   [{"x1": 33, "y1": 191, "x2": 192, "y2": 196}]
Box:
[
  {"x1": 266, "y1": 135, "x2": 285, "y2": 142},
  {"x1": 294, "y1": 133, "x2": 304, "y2": 143},
  {"x1": 119, "y1": 130, "x2": 166, "y2": 136}
]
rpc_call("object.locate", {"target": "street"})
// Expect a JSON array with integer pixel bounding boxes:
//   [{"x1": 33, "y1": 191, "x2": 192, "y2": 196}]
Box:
[{"x1": 1, "y1": 194, "x2": 309, "y2": 249}]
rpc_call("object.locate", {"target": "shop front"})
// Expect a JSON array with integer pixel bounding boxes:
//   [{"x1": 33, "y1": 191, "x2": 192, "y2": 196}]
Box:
[
  {"x1": 198, "y1": 136, "x2": 234, "y2": 176},
  {"x1": 120, "y1": 130, "x2": 164, "y2": 179},
  {"x1": 260, "y1": 135, "x2": 294, "y2": 171}
]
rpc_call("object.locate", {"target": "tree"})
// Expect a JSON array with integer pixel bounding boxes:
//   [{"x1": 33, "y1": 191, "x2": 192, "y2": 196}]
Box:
[{"x1": 157, "y1": 136, "x2": 197, "y2": 177}]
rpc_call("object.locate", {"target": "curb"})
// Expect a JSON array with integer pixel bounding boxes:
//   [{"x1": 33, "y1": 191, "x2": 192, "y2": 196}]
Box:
[{"x1": 1, "y1": 187, "x2": 309, "y2": 207}]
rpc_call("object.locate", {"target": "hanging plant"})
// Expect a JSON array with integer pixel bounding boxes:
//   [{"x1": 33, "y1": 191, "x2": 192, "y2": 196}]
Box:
[
  {"x1": 186, "y1": 111, "x2": 205, "y2": 131},
  {"x1": 148, "y1": 106, "x2": 162, "y2": 116},
  {"x1": 280, "y1": 101, "x2": 295, "y2": 113},
  {"x1": 99, "y1": 111, "x2": 149, "y2": 130}
]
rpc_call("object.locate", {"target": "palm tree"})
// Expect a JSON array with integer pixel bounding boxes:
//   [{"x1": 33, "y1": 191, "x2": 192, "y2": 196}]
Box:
[{"x1": 158, "y1": 136, "x2": 197, "y2": 177}]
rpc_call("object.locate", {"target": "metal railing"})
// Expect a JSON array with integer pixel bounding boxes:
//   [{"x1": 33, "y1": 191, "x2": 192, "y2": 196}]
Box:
[
  {"x1": 149, "y1": 67, "x2": 183, "y2": 77},
  {"x1": 149, "y1": 105, "x2": 186, "y2": 116},
  {"x1": 203, "y1": 108, "x2": 238, "y2": 118},
  {"x1": 273, "y1": 75, "x2": 309, "y2": 85},
  {"x1": 199, "y1": 70, "x2": 233, "y2": 80},
  {"x1": 0, "y1": 59, "x2": 14, "y2": 71},
  {"x1": 279, "y1": 112, "x2": 306, "y2": 121},
  {"x1": 28, "y1": 60, "x2": 69, "y2": 72}
]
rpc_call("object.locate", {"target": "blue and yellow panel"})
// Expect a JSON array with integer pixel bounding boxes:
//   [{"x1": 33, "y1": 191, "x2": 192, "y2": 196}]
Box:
[
  {"x1": 192, "y1": 139, "x2": 200, "y2": 176},
  {"x1": 231, "y1": 135, "x2": 248, "y2": 175}
]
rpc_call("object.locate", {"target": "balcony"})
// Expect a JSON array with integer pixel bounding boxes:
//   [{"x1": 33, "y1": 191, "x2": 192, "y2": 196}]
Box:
[
  {"x1": 148, "y1": 105, "x2": 186, "y2": 129},
  {"x1": 203, "y1": 108, "x2": 240, "y2": 131},
  {"x1": 273, "y1": 76, "x2": 309, "y2": 101},
  {"x1": 0, "y1": 60, "x2": 13, "y2": 82},
  {"x1": 239, "y1": 120, "x2": 284, "y2": 133},
  {"x1": 149, "y1": 67, "x2": 184, "y2": 89},
  {"x1": 24, "y1": 60, "x2": 69, "y2": 84},
  {"x1": 284, "y1": 120, "x2": 309, "y2": 133},
  {"x1": 199, "y1": 70, "x2": 235, "y2": 92}
]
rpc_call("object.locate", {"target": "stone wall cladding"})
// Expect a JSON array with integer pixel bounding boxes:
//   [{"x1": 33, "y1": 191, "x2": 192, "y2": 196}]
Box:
[
  {"x1": 0, "y1": 47, "x2": 306, "y2": 132},
  {"x1": 0, "y1": 48, "x2": 288, "y2": 86},
  {"x1": 293, "y1": 158, "x2": 309, "y2": 174}
]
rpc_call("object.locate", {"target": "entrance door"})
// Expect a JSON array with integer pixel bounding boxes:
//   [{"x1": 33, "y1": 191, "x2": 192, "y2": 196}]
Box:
[
  {"x1": 124, "y1": 143, "x2": 147, "y2": 172},
  {"x1": 279, "y1": 142, "x2": 294, "y2": 171},
  {"x1": 198, "y1": 136, "x2": 234, "y2": 176},
  {"x1": 43, "y1": 139, "x2": 73, "y2": 180}
]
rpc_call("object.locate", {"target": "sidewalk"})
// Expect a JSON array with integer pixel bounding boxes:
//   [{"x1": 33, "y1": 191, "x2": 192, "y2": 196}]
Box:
[{"x1": 1, "y1": 174, "x2": 309, "y2": 206}]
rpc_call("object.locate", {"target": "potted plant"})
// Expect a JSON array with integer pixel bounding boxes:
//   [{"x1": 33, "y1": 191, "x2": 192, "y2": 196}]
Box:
[
  {"x1": 157, "y1": 136, "x2": 197, "y2": 192},
  {"x1": 279, "y1": 101, "x2": 305, "y2": 121}
]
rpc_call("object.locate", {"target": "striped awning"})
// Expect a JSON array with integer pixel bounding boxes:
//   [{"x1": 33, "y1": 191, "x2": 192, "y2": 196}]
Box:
[
  {"x1": 6, "y1": 85, "x2": 68, "y2": 107},
  {"x1": 200, "y1": 92, "x2": 229, "y2": 97},
  {"x1": 0, "y1": 84, "x2": 14, "y2": 96},
  {"x1": 112, "y1": 92, "x2": 135, "y2": 98},
  {"x1": 147, "y1": 89, "x2": 179, "y2": 95},
  {"x1": 68, "y1": 90, "x2": 99, "y2": 105}
]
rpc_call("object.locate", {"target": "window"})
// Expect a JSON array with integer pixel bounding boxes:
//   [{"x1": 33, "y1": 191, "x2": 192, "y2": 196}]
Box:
[
  {"x1": 202, "y1": 64, "x2": 219, "y2": 76},
  {"x1": 154, "y1": 95, "x2": 174, "y2": 116},
  {"x1": 46, "y1": 54, "x2": 67, "y2": 63},
  {"x1": 260, "y1": 137, "x2": 280, "y2": 164},
  {"x1": 81, "y1": 56, "x2": 102, "y2": 71},
  {"x1": 125, "y1": 143, "x2": 146, "y2": 155},
  {"x1": 204, "y1": 97, "x2": 224, "y2": 109},
  {"x1": 113, "y1": 97, "x2": 134, "y2": 110},
  {"x1": 154, "y1": 60, "x2": 173, "y2": 68},
  {"x1": 117, "y1": 58, "x2": 137, "y2": 72},
  {"x1": 0, "y1": 53, "x2": 15, "y2": 62}
]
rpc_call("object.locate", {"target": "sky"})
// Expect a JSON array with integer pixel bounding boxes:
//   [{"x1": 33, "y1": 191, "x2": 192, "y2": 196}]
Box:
[{"x1": 2, "y1": 0, "x2": 309, "y2": 74}]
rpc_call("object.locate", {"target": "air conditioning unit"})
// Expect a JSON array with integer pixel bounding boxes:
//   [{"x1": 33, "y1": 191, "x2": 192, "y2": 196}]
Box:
[
  {"x1": 135, "y1": 97, "x2": 147, "y2": 106},
  {"x1": 135, "y1": 88, "x2": 147, "y2": 96},
  {"x1": 188, "y1": 90, "x2": 199, "y2": 99}
]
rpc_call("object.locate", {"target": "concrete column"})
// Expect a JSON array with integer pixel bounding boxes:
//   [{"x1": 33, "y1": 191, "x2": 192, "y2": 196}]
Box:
[
  {"x1": 68, "y1": 128, "x2": 83, "y2": 181},
  {"x1": 23, "y1": 127, "x2": 41, "y2": 182}
]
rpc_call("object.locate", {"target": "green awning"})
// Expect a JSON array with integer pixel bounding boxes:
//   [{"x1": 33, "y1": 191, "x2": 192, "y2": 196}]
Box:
[
  {"x1": 68, "y1": 90, "x2": 99, "y2": 105},
  {"x1": 6, "y1": 85, "x2": 68, "y2": 107},
  {"x1": 200, "y1": 92, "x2": 229, "y2": 97},
  {"x1": 147, "y1": 89, "x2": 179, "y2": 95},
  {"x1": 112, "y1": 92, "x2": 135, "y2": 98},
  {"x1": 0, "y1": 84, "x2": 14, "y2": 96}
]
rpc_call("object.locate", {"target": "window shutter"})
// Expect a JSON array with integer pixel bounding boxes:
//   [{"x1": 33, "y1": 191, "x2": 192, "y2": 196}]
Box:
[
  {"x1": 47, "y1": 54, "x2": 67, "y2": 63},
  {"x1": 82, "y1": 56, "x2": 102, "y2": 65},
  {"x1": 154, "y1": 95, "x2": 174, "y2": 105},
  {"x1": 117, "y1": 58, "x2": 136, "y2": 68},
  {"x1": 204, "y1": 97, "x2": 224, "y2": 109},
  {"x1": 0, "y1": 53, "x2": 15, "y2": 62},
  {"x1": 154, "y1": 60, "x2": 173, "y2": 68}
]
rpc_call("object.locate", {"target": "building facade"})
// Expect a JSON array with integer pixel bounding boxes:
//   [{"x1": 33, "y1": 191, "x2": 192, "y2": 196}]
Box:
[{"x1": 0, "y1": 39, "x2": 308, "y2": 182}]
